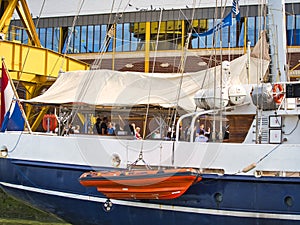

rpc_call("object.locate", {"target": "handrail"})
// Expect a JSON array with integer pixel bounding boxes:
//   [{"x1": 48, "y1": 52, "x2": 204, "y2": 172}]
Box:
[
  {"x1": 176, "y1": 103, "x2": 250, "y2": 142},
  {"x1": 176, "y1": 109, "x2": 219, "y2": 142}
]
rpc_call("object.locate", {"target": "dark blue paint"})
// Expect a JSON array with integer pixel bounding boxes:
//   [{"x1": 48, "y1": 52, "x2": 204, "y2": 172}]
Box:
[{"x1": 0, "y1": 158, "x2": 300, "y2": 225}]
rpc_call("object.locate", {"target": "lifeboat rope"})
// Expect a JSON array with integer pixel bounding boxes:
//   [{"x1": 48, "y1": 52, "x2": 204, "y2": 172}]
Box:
[
  {"x1": 284, "y1": 116, "x2": 300, "y2": 135},
  {"x1": 238, "y1": 116, "x2": 300, "y2": 174},
  {"x1": 6, "y1": 132, "x2": 23, "y2": 153},
  {"x1": 128, "y1": 143, "x2": 152, "y2": 170}
]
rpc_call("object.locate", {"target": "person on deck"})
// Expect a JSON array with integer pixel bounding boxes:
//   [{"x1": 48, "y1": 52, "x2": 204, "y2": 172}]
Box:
[
  {"x1": 74, "y1": 125, "x2": 80, "y2": 134},
  {"x1": 93, "y1": 117, "x2": 102, "y2": 134},
  {"x1": 195, "y1": 129, "x2": 208, "y2": 142},
  {"x1": 196, "y1": 123, "x2": 210, "y2": 138},
  {"x1": 134, "y1": 127, "x2": 142, "y2": 140},
  {"x1": 107, "y1": 122, "x2": 115, "y2": 135},
  {"x1": 100, "y1": 117, "x2": 108, "y2": 135}
]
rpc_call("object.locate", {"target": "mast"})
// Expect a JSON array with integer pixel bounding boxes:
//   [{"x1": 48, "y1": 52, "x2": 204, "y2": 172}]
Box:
[{"x1": 268, "y1": 0, "x2": 288, "y2": 82}]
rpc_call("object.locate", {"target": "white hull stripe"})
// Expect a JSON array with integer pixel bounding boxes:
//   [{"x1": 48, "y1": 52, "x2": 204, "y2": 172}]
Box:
[{"x1": 1, "y1": 181, "x2": 300, "y2": 221}]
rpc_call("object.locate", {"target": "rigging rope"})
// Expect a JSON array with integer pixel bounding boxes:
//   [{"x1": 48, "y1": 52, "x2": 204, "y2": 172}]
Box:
[
  {"x1": 15, "y1": 0, "x2": 46, "y2": 91},
  {"x1": 90, "y1": 0, "x2": 117, "y2": 69},
  {"x1": 91, "y1": 0, "x2": 132, "y2": 69},
  {"x1": 142, "y1": 8, "x2": 164, "y2": 139},
  {"x1": 0, "y1": 0, "x2": 46, "y2": 144},
  {"x1": 59, "y1": 0, "x2": 86, "y2": 71},
  {"x1": 167, "y1": 0, "x2": 197, "y2": 136},
  {"x1": 68, "y1": 0, "x2": 132, "y2": 128}
]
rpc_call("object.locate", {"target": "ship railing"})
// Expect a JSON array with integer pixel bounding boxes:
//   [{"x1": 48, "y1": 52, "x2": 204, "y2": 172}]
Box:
[{"x1": 175, "y1": 103, "x2": 250, "y2": 142}]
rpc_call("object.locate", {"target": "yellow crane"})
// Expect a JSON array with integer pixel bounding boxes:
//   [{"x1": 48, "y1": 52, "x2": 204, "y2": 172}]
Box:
[{"x1": 0, "y1": 0, "x2": 89, "y2": 130}]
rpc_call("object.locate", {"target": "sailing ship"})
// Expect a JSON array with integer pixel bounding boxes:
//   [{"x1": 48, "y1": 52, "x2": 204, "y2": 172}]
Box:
[{"x1": 1, "y1": 0, "x2": 300, "y2": 225}]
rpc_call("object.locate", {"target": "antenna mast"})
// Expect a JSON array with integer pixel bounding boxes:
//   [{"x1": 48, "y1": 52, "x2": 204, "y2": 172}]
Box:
[{"x1": 268, "y1": 0, "x2": 288, "y2": 82}]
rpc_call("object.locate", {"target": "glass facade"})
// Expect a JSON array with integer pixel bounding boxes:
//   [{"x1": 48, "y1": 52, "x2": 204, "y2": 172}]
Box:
[
  {"x1": 8, "y1": 14, "x2": 300, "y2": 54},
  {"x1": 287, "y1": 15, "x2": 300, "y2": 45}
]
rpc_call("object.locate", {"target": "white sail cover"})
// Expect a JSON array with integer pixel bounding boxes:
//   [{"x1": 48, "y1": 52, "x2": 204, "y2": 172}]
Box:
[{"x1": 27, "y1": 55, "x2": 269, "y2": 112}]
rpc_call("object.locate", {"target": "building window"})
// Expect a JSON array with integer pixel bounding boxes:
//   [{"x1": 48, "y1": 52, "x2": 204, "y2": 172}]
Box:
[
  {"x1": 229, "y1": 19, "x2": 237, "y2": 48},
  {"x1": 80, "y1": 26, "x2": 87, "y2": 53},
  {"x1": 100, "y1": 24, "x2": 113, "y2": 52},
  {"x1": 247, "y1": 17, "x2": 255, "y2": 46},
  {"x1": 12, "y1": 13, "x2": 300, "y2": 54},
  {"x1": 206, "y1": 19, "x2": 214, "y2": 48},
  {"x1": 130, "y1": 23, "x2": 138, "y2": 51},
  {"x1": 39, "y1": 28, "x2": 46, "y2": 47},
  {"x1": 46, "y1": 27, "x2": 53, "y2": 49},
  {"x1": 123, "y1": 23, "x2": 130, "y2": 52},
  {"x1": 94, "y1": 25, "x2": 101, "y2": 52},
  {"x1": 116, "y1": 23, "x2": 123, "y2": 52},
  {"x1": 255, "y1": 16, "x2": 264, "y2": 45},
  {"x1": 22, "y1": 28, "x2": 28, "y2": 44},
  {"x1": 87, "y1": 25, "x2": 94, "y2": 53},
  {"x1": 288, "y1": 14, "x2": 300, "y2": 46},
  {"x1": 53, "y1": 27, "x2": 60, "y2": 52},
  {"x1": 73, "y1": 26, "x2": 80, "y2": 53},
  {"x1": 296, "y1": 15, "x2": 300, "y2": 45},
  {"x1": 238, "y1": 20, "x2": 245, "y2": 47},
  {"x1": 221, "y1": 24, "x2": 230, "y2": 48}
]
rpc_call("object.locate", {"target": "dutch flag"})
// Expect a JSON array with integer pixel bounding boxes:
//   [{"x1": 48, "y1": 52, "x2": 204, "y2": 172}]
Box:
[
  {"x1": 0, "y1": 61, "x2": 25, "y2": 132},
  {"x1": 232, "y1": 0, "x2": 241, "y2": 22}
]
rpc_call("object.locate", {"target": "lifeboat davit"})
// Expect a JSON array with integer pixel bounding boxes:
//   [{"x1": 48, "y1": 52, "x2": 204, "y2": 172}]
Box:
[{"x1": 79, "y1": 168, "x2": 202, "y2": 200}]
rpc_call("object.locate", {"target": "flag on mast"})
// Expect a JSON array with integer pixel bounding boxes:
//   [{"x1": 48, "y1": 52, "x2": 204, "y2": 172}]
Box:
[
  {"x1": 191, "y1": 12, "x2": 232, "y2": 37},
  {"x1": 232, "y1": 0, "x2": 241, "y2": 22},
  {"x1": 0, "y1": 61, "x2": 25, "y2": 132}
]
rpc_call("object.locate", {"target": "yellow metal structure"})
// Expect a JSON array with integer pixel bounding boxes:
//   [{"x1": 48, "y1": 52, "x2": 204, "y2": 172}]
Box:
[
  {"x1": 132, "y1": 20, "x2": 207, "y2": 36},
  {"x1": 1, "y1": 40, "x2": 89, "y2": 81},
  {"x1": 144, "y1": 21, "x2": 150, "y2": 73},
  {"x1": 0, "y1": 0, "x2": 89, "y2": 131},
  {"x1": 130, "y1": 19, "x2": 207, "y2": 50}
]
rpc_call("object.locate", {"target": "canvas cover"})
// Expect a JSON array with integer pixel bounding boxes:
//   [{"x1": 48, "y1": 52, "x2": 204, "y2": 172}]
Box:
[{"x1": 26, "y1": 53, "x2": 269, "y2": 112}]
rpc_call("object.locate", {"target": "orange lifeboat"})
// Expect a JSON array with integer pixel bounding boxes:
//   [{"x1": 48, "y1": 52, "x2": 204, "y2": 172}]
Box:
[
  {"x1": 79, "y1": 168, "x2": 201, "y2": 200},
  {"x1": 42, "y1": 114, "x2": 57, "y2": 132}
]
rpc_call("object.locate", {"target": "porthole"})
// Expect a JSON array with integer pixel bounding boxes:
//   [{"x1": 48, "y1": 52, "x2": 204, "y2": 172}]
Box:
[
  {"x1": 284, "y1": 196, "x2": 293, "y2": 207},
  {"x1": 214, "y1": 192, "x2": 223, "y2": 203}
]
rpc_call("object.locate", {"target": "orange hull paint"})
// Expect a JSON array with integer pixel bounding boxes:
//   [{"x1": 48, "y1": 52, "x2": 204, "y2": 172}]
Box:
[{"x1": 79, "y1": 168, "x2": 201, "y2": 200}]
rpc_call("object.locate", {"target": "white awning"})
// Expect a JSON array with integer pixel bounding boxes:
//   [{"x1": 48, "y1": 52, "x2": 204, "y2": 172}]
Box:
[{"x1": 26, "y1": 54, "x2": 269, "y2": 112}]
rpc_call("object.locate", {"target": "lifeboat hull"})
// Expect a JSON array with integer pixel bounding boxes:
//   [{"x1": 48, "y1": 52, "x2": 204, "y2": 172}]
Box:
[{"x1": 79, "y1": 168, "x2": 201, "y2": 200}]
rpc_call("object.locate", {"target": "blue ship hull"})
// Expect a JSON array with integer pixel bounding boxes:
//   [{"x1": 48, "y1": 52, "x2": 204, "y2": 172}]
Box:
[{"x1": 1, "y1": 157, "x2": 300, "y2": 225}]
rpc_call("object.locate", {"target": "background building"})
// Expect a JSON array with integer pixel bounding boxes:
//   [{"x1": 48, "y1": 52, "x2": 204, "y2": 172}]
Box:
[{"x1": 6, "y1": 0, "x2": 300, "y2": 78}]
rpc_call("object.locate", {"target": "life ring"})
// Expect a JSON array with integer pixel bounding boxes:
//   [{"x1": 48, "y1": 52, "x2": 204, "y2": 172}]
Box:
[
  {"x1": 42, "y1": 114, "x2": 57, "y2": 132},
  {"x1": 272, "y1": 84, "x2": 284, "y2": 104}
]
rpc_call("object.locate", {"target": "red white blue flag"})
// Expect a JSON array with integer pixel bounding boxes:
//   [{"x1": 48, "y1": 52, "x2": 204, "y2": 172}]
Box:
[{"x1": 0, "y1": 61, "x2": 25, "y2": 132}]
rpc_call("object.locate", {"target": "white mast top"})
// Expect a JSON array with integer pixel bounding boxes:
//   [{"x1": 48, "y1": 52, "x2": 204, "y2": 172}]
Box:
[{"x1": 268, "y1": 0, "x2": 288, "y2": 82}]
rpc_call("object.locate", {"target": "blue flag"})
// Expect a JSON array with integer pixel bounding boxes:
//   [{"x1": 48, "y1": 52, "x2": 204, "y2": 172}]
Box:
[
  {"x1": 0, "y1": 101, "x2": 25, "y2": 132},
  {"x1": 7, "y1": 102, "x2": 25, "y2": 131},
  {"x1": 192, "y1": 12, "x2": 232, "y2": 37},
  {"x1": 1, "y1": 61, "x2": 25, "y2": 132},
  {"x1": 232, "y1": 0, "x2": 241, "y2": 22}
]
